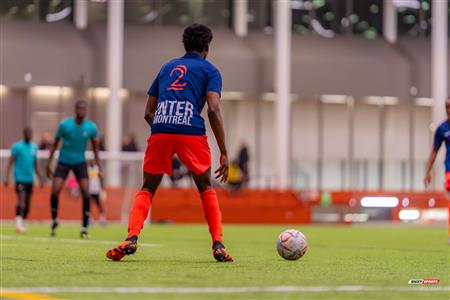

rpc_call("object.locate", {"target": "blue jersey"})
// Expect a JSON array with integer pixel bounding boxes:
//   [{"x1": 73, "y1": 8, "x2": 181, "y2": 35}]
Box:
[
  {"x1": 433, "y1": 120, "x2": 450, "y2": 171},
  {"x1": 11, "y1": 140, "x2": 38, "y2": 183},
  {"x1": 147, "y1": 52, "x2": 222, "y2": 136},
  {"x1": 56, "y1": 117, "x2": 98, "y2": 165}
]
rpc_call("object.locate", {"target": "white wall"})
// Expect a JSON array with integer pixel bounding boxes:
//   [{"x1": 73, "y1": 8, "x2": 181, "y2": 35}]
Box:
[{"x1": 1, "y1": 89, "x2": 439, "y2": 191}]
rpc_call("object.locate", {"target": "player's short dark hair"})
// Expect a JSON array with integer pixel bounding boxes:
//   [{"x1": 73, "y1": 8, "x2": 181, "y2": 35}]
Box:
[
  {"x1": 182, "y1": 24, "x2": 213, "y2": 53},
  {"x1": 75, "y1": 99, "x2": 87, "y2": 108}
]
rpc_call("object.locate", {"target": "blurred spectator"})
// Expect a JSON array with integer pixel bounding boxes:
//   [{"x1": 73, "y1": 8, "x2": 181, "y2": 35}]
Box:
[
  {"x1": 88, "y1": 160, "x2": 107, "y2": 227},
  {"x1": 170, "y1": 156, "x2": 189, "y2": 187},
  {"x1": 98, "y1": 135, "x2": 106, "y2": 151},
  {"x1": 38, "y1": 132, "x2": 54, "y2": 184},
  {"x1": 122, "y1": 134, "x2": 138, "y2": 152},
  {"x1": 238, "y1": 142, "x2": 250, "y2": 186},
  {"x1": 39, "y1": 132, "x2": 53, "y2": 151},
  {"x1": 228, "y1": 159, "x2": 243, "y2": 192},
  {"x1": 66, "y1": 175, "x2": 79, "y2": 198}
]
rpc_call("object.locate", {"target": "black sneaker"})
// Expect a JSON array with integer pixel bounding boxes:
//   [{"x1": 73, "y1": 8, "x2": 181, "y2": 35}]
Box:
[
  {"x1": 50, "y1": 220, "x2": 59, "y2": 237},
  {"x1": 80, "y1": 227, "x2": 90, "y2": 239},
  {"x1": 212, "y1": 241, "x2": 233, "y2": 262}
]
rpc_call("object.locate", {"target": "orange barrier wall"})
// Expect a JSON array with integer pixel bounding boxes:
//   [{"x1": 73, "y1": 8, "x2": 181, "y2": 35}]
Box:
[
  {"x1": 1, "y1": 187, "x2": 446, "y2": 223},
  {"x1": 0, "y1": 187, "x2": 311, "y2": 224}
]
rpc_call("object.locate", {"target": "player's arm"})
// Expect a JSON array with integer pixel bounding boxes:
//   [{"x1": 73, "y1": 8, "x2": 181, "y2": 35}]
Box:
[
  {"x1": 144, "y1": 96, "x2": 158, "y2": 126},
  {"x1": 91, "y1": 137, "x2": 102, "y2": 172},
  {"x1": 34, "y1": 161, "x2": 44, "y2": 188},
  {"x1": 424, "y1": 128, "x2": 443, "y2": 187},
  {"x1": 424, "y1": 148, "x2": 438, "y2": 187},
  {"x1": 206, "y1": 91, "x2": 228, "y2": 183},
  {"x1": 3, "y1": 156, "x2": 14, "y2": 186},
  {"x1": 46, "y1": 137, "x2": 60, "y2": 178}
]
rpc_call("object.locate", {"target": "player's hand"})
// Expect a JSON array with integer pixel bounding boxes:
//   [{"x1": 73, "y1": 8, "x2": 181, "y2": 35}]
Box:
[
  {"x1": 423, "y1": 172, "x2": 432, "y2": 188},
  {"x1": 46, "y1": 164, "x2": 53, "y2": 178},
  {"x1": 215, "y1": 153, "x2": 229, "y2": 183}
]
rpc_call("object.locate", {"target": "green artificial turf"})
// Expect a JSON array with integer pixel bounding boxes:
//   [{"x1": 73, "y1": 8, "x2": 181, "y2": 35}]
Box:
[{"x1": 1, "y1": 224, "x2": 449, "y2": 299}]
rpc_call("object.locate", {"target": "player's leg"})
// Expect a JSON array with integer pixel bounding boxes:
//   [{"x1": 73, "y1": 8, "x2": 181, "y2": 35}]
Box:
[
  {"x1": 176, "y1": 135, "x2": 232, "y2": 262},
  {"x1": 192, "y1": 170, "x2": 232, "y2": 262},
  {"x1": 21, "y1": 184, "x2": 33, "y2": 229},
  {"x1": 73, "y1": 163, "x2": 91, "y2": 239},
  {"x1": 50, "y1": 177, "x2": 65, "y2": 236},
  {"x1": 447, "y1": 193, "x2": 450, "y2": 245},
  {"x1": 50, "y1": 163, "x2": 70, "y2": 236},
  {"x1": 15, "y1": 183, "x2": 27, "y2": 233},
  {"x1": 107, "y1": 134, "x2": 170, "y2": 261},
  {"x1": 128, "y1": 172, "x2": 163, "y2": 238},
  {"x1": 92, "y1": 194, "x2": 107, "y2": 226},
  {"x1": 446, "y1": 191, "x2": 450, "y2": 245},
  {"x1": 192, "y1": 169, "x2": 223, "y2": 243},
  {"x1": 445, "y1": 172, "x2": 450, "y2": 245},
  {"x1": 78, "y1": 178, "x2": 91, "y2": 239},
  {"x1": 106, "y1": 172, "x2": 163, "y2": 261}
]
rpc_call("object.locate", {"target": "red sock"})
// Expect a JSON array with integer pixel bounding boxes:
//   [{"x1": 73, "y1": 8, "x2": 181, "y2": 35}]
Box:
[
  {"x1": 200, "y1": 189, "x2": 223, "y2": 244},
  {"x1": 127, "y1": 191, "x2": 152, "y2": 238}
]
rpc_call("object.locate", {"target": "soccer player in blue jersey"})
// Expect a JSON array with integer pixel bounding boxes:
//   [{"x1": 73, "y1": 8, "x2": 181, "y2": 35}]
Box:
[
  {"x1": 46, "y1": 100, "x2": 101, "y2": 239},
  {"x1": 107, "y1": 24, "x2": 233, "y2": 262},
  {"x1": 424, "y1": 99, "x2": 450, "y2": 244},
  {"x1": 4, "y1": 127, "x2": 42, "y2": 233}
]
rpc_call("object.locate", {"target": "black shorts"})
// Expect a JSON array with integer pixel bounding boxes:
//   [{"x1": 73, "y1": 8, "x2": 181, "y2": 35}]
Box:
[
  {"x1": 54, "y1": 162, "x2": 88, "y2": 180},
  {"x1": 15, "y1": 182, "x2": 33, "y2": 194}
]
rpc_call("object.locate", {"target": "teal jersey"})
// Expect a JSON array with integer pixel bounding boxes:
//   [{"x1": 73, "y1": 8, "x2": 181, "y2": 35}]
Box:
[
  {"x1": 56, "y1": 117, "x2": 98, "y2": 165},
  {"x1": 11, "y1": 140, "x2": 38, "y2": 183}
]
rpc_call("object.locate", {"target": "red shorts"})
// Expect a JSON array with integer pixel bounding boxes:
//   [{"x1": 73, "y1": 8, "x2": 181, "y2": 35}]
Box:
[
  {"x1": 143, "y1": 133, "x2": 211, "y2": 176},
  {"x1": 446, "y1": 172, "x2": 450, "y2": 191}
]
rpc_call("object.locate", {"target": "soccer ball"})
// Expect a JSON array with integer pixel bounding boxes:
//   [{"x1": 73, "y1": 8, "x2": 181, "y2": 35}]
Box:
[{"x1": 276, "y1": 229, "x2": 308, "y2": 260}]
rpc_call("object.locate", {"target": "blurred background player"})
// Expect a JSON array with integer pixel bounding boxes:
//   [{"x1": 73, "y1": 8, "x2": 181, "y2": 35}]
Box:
[
  {"x1": 237, "y1": 141, "x2": 250, "y2": 187},
  {"x1": 170, "y1": 155, "x2": 189, "y2": 187},
  {"x1": 46, "y1": 100, "x2": 101, "y2": 239},
  {"x1": 88, "y1": 160, "x2": 107, "y2": 227},
  {"x1": 424, "y1": 99, "x2": 450, "y2": 244},
  {"x1": 227, "y1": 159, "x2": 243, "y2": 193},
  {"x1": 107, "y1": 24, "x2": 232, "y2": 262},
  {"x1": 4, "y1": 127, "x2": 42, "y2": 233}
]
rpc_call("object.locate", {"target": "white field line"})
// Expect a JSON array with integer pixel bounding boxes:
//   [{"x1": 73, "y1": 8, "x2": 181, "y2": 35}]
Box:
[
  {"x1": 0, "y1": 235, "x2": 161, "y2": 248},
  {"x1": 2, "y1": 286, "x2": 449, "y2": 294}
]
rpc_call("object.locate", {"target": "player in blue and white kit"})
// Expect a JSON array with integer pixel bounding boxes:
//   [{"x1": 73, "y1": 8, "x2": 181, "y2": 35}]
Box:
[
  {"x1": 424, "y1": 99, "x2": 450, "y2": 244},
  {"x1": 4, "y1": 127, "x2": 42, "y2": 233}
]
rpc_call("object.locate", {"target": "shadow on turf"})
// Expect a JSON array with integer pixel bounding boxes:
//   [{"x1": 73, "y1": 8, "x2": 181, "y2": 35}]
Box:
[
  {"x1": 104, "y1": 259, "x2": 235, "y2": 265},
  {"x1": 315, "y1": 244, "x2": 447, "y2": 254},
  {"x1": 2, "y1": 257, "x2": 36, "y2": 262}
]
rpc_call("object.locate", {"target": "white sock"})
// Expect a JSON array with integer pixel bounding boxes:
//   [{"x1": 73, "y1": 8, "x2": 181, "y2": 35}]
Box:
[{"x1": 15, "y1": 216, "x2": 23, "y2": 228}]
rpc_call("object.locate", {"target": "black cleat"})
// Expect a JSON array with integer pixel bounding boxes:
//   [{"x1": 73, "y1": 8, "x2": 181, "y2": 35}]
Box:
[
  {"x1": 212, "y1": 241, "x2": 233, "y2": 262},
  {"x1": 106, "y1": 236, "x2": 138, "y2": 261},
  {"x1": 50, "y1": 220, "x2": 59, "y2": 237},
  {"x1": 80, "y1": 228, "x2": 90, "y2": 239}
]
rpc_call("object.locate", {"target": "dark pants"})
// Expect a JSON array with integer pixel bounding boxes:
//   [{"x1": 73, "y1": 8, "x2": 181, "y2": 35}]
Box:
[
  {"x1": 51, "y1": 162, "x2": 90, "y2": 227},
  {"x1": 91, "y1": 194, "x2": 104, "y2": 214},
  {"x1": 15, "y1": 183, "x2": 33, "y2": 219}
]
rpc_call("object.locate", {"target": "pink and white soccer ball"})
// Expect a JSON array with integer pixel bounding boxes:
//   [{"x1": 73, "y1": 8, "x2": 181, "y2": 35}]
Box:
[{"x1": 276, "y1": 229, "x2": 308, "y2": 260}]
